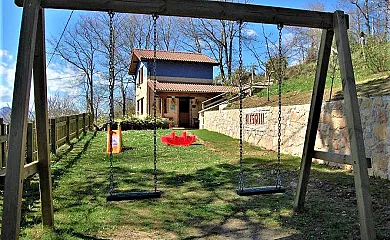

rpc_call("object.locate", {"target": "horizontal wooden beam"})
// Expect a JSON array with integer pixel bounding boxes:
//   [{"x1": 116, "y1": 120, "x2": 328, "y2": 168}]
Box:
[
  {"x1": 0, "y1": 135, "x2": 8, "y2": 143},
  {"x1": 313, "y1": 150, "x2": 372, "y2": 168},
  {"x1": 15, "y1": 0, "x2": 335, "y2": 29},
  {"x1": 0, "y1": 161, "x2": 40, "y2": 183},
  {"x1": 23, "y1": 161, "x2": 39, "y2": 179}
]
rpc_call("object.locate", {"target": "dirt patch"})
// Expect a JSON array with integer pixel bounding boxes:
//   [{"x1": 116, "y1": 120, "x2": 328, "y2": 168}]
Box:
[
  {"x1": 183, "y1": 217, "x2": 295, "y2": 240},
  {"x1": 108, "y1": 227, "x2": 177, "y2": 240}
]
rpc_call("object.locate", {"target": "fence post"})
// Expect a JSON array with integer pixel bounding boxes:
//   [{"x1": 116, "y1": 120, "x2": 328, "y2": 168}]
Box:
[
  {"x1": 88, "y1": 114, "x2": 91, "y2": 130},
  {"x1": 0, "y1": 118, "x2": 5, "y2": 168},
  {"x1": 66, "y1": 116, "x2": 70, "y2": 144},
  {"x1": 82, "y1": 113, "x2": 86, "y2": 135},
  {"x1": 75, "y1": 114, "x2": 79, "y2": 139},
  {"x1": 26, "y1": 122, "x2": 33, "y2": 163},
  {"x1": 50, "y1": 119, "x2": 56, "y2": 154}
]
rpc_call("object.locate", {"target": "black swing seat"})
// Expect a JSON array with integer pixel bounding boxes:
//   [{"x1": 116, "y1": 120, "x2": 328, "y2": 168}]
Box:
[
  {"x1": 237, "y1": 186, "x2": 285, "y2": 196},
  {"x1": 106, "y1": 190, "x2": 162, "y2": 201}
]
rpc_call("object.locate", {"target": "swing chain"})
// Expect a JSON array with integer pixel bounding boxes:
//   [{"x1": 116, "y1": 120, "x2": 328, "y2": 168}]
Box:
[
  {"x1": 238, "y1": 20, "x2": 244, "y2": 190},
  {"x1": 152, "y1": 14, "x2": 159, "y2": 192},
  {"x1": 276, "y1": 23, "x2": 283, "y2": 188},
  {"x1": 108, "y1": 10, "x2": 115, "y2": 195}
]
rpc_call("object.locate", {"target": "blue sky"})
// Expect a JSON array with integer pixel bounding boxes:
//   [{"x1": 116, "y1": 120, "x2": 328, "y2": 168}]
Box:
[{"x1": 0, "y1": 0, "x2": 339, "y2": 108}]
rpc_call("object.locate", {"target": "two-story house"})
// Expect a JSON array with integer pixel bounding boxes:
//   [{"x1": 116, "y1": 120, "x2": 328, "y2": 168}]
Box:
[{"x1": 129, "y1": 49, "x2": 235, "y2": 128}]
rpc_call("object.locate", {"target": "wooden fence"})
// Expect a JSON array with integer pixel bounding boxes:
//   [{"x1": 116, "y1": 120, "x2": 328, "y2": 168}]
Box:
[{"x1": 0, "y1": 113, "x2": 92, "y2": 180}]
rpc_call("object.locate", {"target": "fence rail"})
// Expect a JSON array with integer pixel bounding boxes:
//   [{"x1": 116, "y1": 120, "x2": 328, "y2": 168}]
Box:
[{"x1": 0, "y1": 113, "x2": 92, "y2": 183}]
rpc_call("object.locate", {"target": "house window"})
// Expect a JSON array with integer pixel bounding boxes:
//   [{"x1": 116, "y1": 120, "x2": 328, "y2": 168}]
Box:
[
  {"x1": 138, "y1": 67, "x2": 144, "y2": 85},
  {"x1": 137, "y1": 98, "x2": 144, "y2": 115},
  {"x1": 140, "y1": 98, "x2": 144, "y2": 115},
  {"x1": 163, "y1": 98, "x2": 168, "y2": 114}
]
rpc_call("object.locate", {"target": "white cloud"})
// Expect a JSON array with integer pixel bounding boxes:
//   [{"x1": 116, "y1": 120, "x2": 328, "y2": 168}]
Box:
[
  {"x1": 0, "y1": 50, "x2": 84, "y2": 108},
  {"x1": 46, "y1": 63, "x2": 84, "y2": 97},
  {"x1": 0, "y1": 62, "x2": 16, "y2": 87},
  {"x1": 0, "y1": 49, "x2": 13, "y2": 62},
  {"x1": 282, "y1": 32, "x2": 295, "y2": 45},
  {"x1": 0, "y1": 50, "x2": 16, "y2": 107},
  {"x1": 0, "y1": 85, "x2": 12, "y2": 106},
  {"x1": 245, "y1": 29, "x2": 258, "y2": 37}
]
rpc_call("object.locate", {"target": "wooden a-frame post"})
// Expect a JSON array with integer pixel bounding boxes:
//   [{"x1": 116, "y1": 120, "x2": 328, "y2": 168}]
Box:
[
  {"x1": 333, "y1": 11, "x2": 375, "y2": 239},
  {"x1": 33, "y1": 8, "x2": 54, "y2": 227},
  {"x1": 294, "y1": 10, "x2": 376, "y2": 240},
  {"x1": 4, "y1": 1, "x2": 375, "y2": 239},
  {"x1": 1, "y1": 0, "x2": 54, "y2": 239},
  {"x1": 294, "y1": 29, "x2": 334, "y2": 209}
]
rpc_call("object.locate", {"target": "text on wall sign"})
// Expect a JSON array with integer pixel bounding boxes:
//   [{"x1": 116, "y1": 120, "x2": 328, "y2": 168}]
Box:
[{"x1": 245, "y1": 112, "x2": 266, "y2": 125}]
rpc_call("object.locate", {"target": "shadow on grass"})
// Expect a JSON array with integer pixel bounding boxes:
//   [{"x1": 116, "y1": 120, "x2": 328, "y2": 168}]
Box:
[
  {"x1": 122, "y1": 146, "x2": 135, "y2": 151},
  {"x1": 102, "y1": 161, "x2": 388, "y2": 239},
  {"x1": 332, "y1": 75, "x2": 390, "y2": 100},
  {"x1": 52, "y1": 131, "x2": 97, "y2": 187},
  {"x1": 0, "y1": 132, "x2": 99, "y2": 229},
  {"x1": 7, "y1": 129, "x2": 389, "y2": 239},
  {"x1": 52, "y1": 132, "x2": 95, "y2": 164}
]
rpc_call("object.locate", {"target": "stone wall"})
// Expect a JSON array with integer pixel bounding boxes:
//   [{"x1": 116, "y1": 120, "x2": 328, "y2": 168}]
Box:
[{"x1": 199, "y1": 96, "x2": 390, "y2": 180}]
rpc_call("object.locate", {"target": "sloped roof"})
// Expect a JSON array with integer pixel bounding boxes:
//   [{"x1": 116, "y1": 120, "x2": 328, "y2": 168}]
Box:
[
  {"x1": 147, "y1": 80, "x2": 238, "y2": 94},
  {"x1": 129, "y1": 49, "x2": 219, "y2": 75}
]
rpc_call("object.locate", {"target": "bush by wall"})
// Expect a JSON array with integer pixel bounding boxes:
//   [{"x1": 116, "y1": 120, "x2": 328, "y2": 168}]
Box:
[{"x1": 102, "y1": 116, "x2": 170, "y2": 130}]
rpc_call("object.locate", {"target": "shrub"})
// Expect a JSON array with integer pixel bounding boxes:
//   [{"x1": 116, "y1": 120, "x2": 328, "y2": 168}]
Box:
[
  {"x1": 363, "y1": 38, "x2": 390, "y2": 73},
  {"x1": 101, "y1": 116, "x2": 170, "y2": 131}
]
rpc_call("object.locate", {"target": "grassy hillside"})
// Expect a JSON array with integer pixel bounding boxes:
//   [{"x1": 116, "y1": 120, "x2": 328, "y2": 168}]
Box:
[{"x1": 242, "y1": 42, "x2": 390, "y2": 108}]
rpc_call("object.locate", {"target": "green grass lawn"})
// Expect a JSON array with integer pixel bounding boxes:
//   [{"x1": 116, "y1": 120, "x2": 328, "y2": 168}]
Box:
[{"x1": 1, "y1": 130, "x2": 389, "y2": 239}]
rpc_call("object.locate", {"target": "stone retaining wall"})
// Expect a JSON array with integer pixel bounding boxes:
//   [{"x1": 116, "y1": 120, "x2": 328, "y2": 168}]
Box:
[{"x1": 199, "y1": 96, "x2": 390, "y2": 180}]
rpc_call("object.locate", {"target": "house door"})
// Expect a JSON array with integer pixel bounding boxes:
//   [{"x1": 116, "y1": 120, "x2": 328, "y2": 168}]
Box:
[{"x1": 179, "y1": 98, "x2": 190, "y2": 128}]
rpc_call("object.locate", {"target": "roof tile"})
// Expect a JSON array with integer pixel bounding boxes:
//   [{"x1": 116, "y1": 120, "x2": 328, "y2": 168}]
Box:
[
  {"x1": 148, "y1": 80, "x2": 238, "y2": 93},
  {"x1": 133, "y1": 49, "x2": 219, "y2": 65}
]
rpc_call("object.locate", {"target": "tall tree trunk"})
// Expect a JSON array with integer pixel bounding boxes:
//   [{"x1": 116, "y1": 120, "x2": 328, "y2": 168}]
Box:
[
  {"x1": 120, "y1": 79, "x2": 126, "y2": 117},
  {"x1": 365, "y1": 0, "x2": 371, "y2": 35},
  {"x1": 228, "y1": 30, "x2": 234, "y2": 84},
  {"x1": 218, "y1": 48, "x2": 226, "y2": 83},
  {"x1": 88, "y1": 74, "x2": 95, "y2": 123}
]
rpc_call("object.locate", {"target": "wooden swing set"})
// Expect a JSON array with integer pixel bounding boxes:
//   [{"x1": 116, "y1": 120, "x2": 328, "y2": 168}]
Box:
[{"x1": 2, "y1": 0, "x2": 376, "y2": 239}]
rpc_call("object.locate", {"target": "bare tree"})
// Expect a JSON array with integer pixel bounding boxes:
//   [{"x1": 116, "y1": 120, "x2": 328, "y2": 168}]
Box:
[
  {"x1": 282, "y1": 2, "x2": 324, "y2": 64},
  {"x1": 158, "y1": 16, "x2": 181, "y2": 51},
  {"x1": 178, "y1": 18, "x2": 203, "y2": 53},
  {"x1": 193, "y1": 18, "x2": 239, "y2": 84},
  {"x1": 47, "y1": 92, "x2": 80, "y2": 118},
  {"x1": 338, "y1": 0, "x2": 388, "y2": 40},
  {"x1": 349, "y1": 0, "x2": 374, "y2": 35},
  {"x1": 128, "y1": 14, "x2": 154, "y2": 49},
  {"x1": 49, "y1": 14, "x2": 102, "y2": 122},
  {"x1": 177, "y1": 0, "x2": 251, "y2": 84},
  {"x1": 88, "y1": 12, "x2": 136, "y2": 118}
]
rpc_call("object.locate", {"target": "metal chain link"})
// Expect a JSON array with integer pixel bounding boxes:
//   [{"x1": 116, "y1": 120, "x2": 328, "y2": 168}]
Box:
[
  {"x1": 152, "y1": 14, "x2": 159, "y2": 192},
  {"x1": 108, "y1": 10, "x2": 115, "y2": 195},
  {"x1": 238, "y1": 20, "x2": 244, "y2": 191},
  {"x1": 276, "y1": 23, "x2": 283, "y2": 188}
]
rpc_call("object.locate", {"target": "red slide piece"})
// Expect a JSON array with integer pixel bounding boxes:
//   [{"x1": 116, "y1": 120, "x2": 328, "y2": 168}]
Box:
[{"x1": 161, "y1": 131, "x2": 196, "y2": 146}]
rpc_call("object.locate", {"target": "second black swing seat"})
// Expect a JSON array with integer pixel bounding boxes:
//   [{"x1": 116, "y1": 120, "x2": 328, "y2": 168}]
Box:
[
  {"x1": 236, "y1": 186, "x2": 285, "y2": 196},
  {"x1": 106, "y1": 190, "x2": 162, "y2": 201}
]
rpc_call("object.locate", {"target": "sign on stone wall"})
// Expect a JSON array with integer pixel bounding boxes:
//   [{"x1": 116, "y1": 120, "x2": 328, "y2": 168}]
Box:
[{"x1": 244, "y1": 108, "x2": 269, "y2": 131}]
